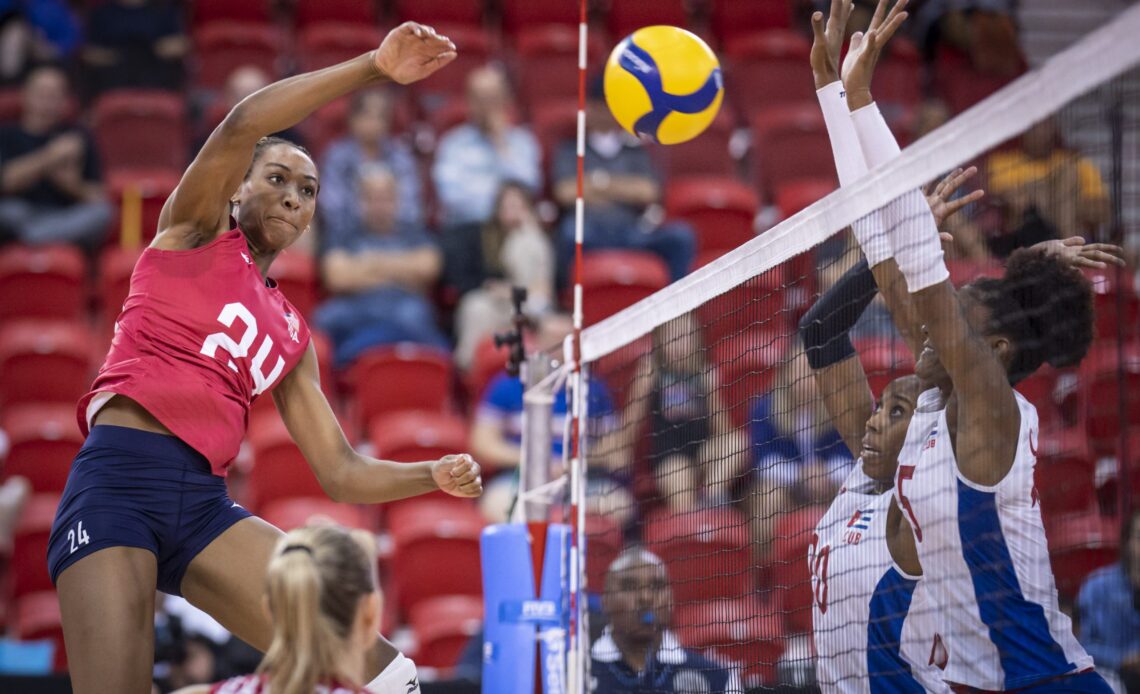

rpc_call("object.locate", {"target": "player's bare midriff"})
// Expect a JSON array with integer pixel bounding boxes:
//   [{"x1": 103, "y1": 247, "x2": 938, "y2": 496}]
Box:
[{"x1": 93, "y1": 394, "x2": 175, "y2": 436}]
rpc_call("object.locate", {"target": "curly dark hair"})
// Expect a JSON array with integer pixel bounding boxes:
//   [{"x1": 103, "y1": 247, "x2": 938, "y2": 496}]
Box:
[
  {"x1": 967, "y1": 247, "x2": 1094, "y2": 384},
  {"x1": 244, "y1": 136, "x2": 312, "y2": 179}
]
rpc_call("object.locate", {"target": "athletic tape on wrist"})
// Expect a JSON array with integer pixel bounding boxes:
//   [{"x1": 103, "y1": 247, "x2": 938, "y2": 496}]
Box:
[{"x1": 884, "y1": 189, "x2": 950, "y2": 293}]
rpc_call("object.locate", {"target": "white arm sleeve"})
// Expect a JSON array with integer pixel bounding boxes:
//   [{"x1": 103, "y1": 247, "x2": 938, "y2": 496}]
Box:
[{"x1": 816, "y1": 82, "x2": 892, "y2": 267}]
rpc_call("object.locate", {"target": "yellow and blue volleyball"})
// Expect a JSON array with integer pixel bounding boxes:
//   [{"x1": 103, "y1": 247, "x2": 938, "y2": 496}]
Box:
[{"x1": 603, "y1": 26, "x2": 723, "y2": 145}]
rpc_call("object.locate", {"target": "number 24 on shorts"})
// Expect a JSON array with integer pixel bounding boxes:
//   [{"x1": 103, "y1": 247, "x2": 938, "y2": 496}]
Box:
[{"x1": 67, "y1": 521, "x2": 90, "y2": 554}]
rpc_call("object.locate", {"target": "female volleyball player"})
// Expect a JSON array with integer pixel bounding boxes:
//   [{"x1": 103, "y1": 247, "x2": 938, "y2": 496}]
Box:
[
  {"x1": 175, "y1": 525, "x2": 382, "y2": 694},
  {"x1": 47, "y1": 23, "x2": 481, "y2": 694},
  {"x1": 839, "y1": 2, "x2": 1121, "y2": 690}
]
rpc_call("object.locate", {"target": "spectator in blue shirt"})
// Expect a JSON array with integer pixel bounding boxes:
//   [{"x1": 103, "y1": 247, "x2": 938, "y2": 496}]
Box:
[
  {"x1": 319, "y1": 89, "x2": 422, "y2": 232},
  {"x1": 0, "y1": 0, "x2": 79, "y2": 84},
  {"x1": 314, "y1": 164, "x2": 446, "y2": 366},
  {"x1": 591, "y1": 548, "x2": 743, "y2": 694},
  {"x1": 431, "y1": 65, "x2": 541, "y2": 227},
  {"x1": 471, "y1": 312, "x2": 632, "y2": 524},
  {"x1": 552, "y1": 80, "x2": 695, "y2": 284},
  {"x1": 1077, "y1": 508, "x2": 1140, "y2": 690},
  {"x1": 749, "y1": 343, "x2": 852, "y2": 502}
]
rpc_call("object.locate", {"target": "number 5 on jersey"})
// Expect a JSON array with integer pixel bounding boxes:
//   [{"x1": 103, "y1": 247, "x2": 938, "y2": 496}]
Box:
[{"x1": 67, "y1": 521, "x2": 90, "y2": 554}]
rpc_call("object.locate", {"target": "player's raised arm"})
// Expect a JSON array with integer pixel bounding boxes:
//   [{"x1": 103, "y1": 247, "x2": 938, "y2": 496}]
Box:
[
  {"x1": 157, "y1": 23, "x2": 456, "y2": 244},
  {"x1": 271, "y1": 345, "x2": 482, "y2": 504}
]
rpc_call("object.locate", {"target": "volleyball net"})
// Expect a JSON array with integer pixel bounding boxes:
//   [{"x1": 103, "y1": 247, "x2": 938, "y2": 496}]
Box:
[{"x1": 561, "y1": 7, "x2": 1140, "y2": 692}]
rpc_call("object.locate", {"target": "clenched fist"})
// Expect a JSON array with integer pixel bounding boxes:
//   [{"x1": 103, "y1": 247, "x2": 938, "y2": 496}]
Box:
[{"x1": 432, "y1": 453, "x2": 483, "y2": 498}]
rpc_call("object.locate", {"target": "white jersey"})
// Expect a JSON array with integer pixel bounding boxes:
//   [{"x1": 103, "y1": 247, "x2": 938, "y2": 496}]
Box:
[
  {"x1": 810, "y1": 463, "x2": 948, "y2": 692},
  {"x1": 894, "y1": 389, "x2": 1093, "y2": 690}
]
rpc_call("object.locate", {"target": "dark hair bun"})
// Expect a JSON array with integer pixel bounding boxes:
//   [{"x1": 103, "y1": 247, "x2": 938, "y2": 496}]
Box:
[{"x1": 1003, "y1": 247, "x2": 1094, "y2": 370}]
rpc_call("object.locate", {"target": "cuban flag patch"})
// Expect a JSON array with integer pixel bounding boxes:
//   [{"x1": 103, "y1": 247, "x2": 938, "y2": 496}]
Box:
[{"x1": 847, "y1": 508, "x2": 874, "y2": 531}]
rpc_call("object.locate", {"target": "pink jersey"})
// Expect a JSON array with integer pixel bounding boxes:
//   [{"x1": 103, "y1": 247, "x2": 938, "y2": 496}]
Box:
[{"x1": 78, "y1": 230, "x2": 311, "y2": 474}]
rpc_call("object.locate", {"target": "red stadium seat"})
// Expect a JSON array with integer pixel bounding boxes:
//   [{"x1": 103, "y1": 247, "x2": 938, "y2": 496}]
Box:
[
  {"x1": 853, "y1": 337, "x2": 915, "y2": 401},
  {"x1": 410, "y1": 24, "x2": 494, "y2": 113},
  {"x1": 875, "y1": 37, "x2": 923, "y2": 108},
  {"x1": 0, "y1": 322, "x2": 94, "y2": 410},
  {"x1": 96, "y1": 245, "x2": 143, "y2": 324},
  {"x1": 644, "y1": 506, "x2": 752, "y2": 604},
  {"x1": 775, "y1": 178, "x2": 835, "y2": 219},
  {"x1": 674, "y1": 596, "x2": 786, "y2": 686},
  {"x1": 1033, "y1": 429, "x2": 1096, "y2": 518},
  {"x1": 465, "y1": 336, "x2": 511, "y2": 404},
  {"x1": 725, "y1": 31, "x2": 815, "y2": 117},
  {"x1": 1084, "y1": 266, "x2": 1139, "y2": 341},
  {"x1": 607, "y1": 0, "x2": 689, "y2": 39},
  {"x1": 389, "y1": 500, "x2": 484, "y2": 615},
  {"x1": 750, "y1": 104, "x2": 835, "y2": 201},
  {"x1": 945, "y1": 257, "x2": 1003, "y2": 287},
  {"x1": 514, "y1": 25, "x2": 604, "y2": 114},
  {"x1": 700, "y1": 266, "x2": 790, "y2": 348},
  {"x1": 531, "y1": 99, "x2": 580, "y2": 182},
  {"x1": 1079, "y1": 344, "x2": 1140, "y2": 456},
  {"x1": 710, "y1": 0, "x2": 793, "y2": 46},
  {"x1": 769, "y1": 504, "x2": 827, "y2": 634},
  {"x1": 1015, "y1": 366, "x2": 1060, "y2": 430},
  {"x1": 656, "y1": 106, "x2": 738, "y2": 179},
  {"x1": 394, "y1": 0, "x2": 483, "y2": 26},
  {"x1": 191, "y1": 0, "x2": 271, "y2": 28},
  {"x1": 502, "y1": 0, "x2": 580, "y2": 34},
  {"x1": 294, "y1": 0, "x2": 378, "y2": 28},
  {"x1": 13, "y1": 590, "x2": 67, "y2": 672},
  {"x1": 106, "y1": 168, "x2": 181, "y2": 246},
  {"x1": 369, "y1": 411, "x2": 468, "y2": 462},
  {"x1": 348, "y1": 344, "x2": 455, "y2": 431},
  {"x1": 592, "y1": 334, "x2": 652, "y2": 410},
  {"x1": 712, "y1": 325, "x2": 793, "y2": 428},
  {"x1": 576, "y1": 251, "x2": 671, "y2": 327},
  {"x1": 584, "y1": 513, "x2": 623, "y2": 595},
  {"x1": 267, "y1": 249, "x2": 317, "y2": 321},
  {"x1": 0, "y1": 87, "x2": 22, "y2": 122},
  {"x1": 246, "y1": 411, "x2": 327, "y2": 513},
  {"x1": 0, "y1": 244, "x2": 86, "y2": 322},
  {"x1": 260, "y1": 497, "x2": 371, "y2": 532},
  {"x1": 409, "y1": 595, "x2": 483, "y2": 670},
  {"x1": 193, "y1": 23, "x2": 284, "y2": 93},
  {"x1": 2, "y1": 405, "x2": 84, "y2": 494},
  {"x1": 92, "y1": 91, "x2": 188, "y2": 173},
  {"x1": 297, "y1": 23, "x2": 386, "y2": 74},
  {"x1": 10, "y1": 494, "x2": 60, "y2": 600},
  {"x1": 1045, "y1": 510, "x2": 1118, "y2": 601},
  {"x1": 666, "y1": 176, "x2": 758, "y2": 255}
]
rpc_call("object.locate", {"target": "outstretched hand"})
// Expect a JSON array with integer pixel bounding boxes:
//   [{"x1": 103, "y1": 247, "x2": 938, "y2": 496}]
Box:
[
  {"x1": 432, "y1": 453, "x2": 483, "y2": 498},
  {"x1": 926, "y1": 166, "x2": 985, "y2": 229},
  {"x1": 374, "y1": 22, "x2": 457, "y2": 85},
  {"x1": 1033, "y1": 236, "x2": 1126, "y2": 269},
  {"x1": 842, "y1": 0, "x2": 909, "y2": 106},
  {"x1": 810, "y1": 0, "x2": 854, "y2": 88}
]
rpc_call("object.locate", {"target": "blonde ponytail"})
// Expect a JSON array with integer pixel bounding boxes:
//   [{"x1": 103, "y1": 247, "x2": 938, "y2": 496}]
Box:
[{"x1": 258, "y1": 526, "x2": 377, "y2": 694}]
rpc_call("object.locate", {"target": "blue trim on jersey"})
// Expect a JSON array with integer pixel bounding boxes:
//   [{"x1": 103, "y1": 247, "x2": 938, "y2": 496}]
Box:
[
  {"x1": 617, "y1": 39, "x2": 722, "y2": 141},
  {"x1": 867, "y1": 567, "x2": 925, "y2": 694},
  {"x1": 956, "y1": 481, "x2": 1074, "y2": 688}
]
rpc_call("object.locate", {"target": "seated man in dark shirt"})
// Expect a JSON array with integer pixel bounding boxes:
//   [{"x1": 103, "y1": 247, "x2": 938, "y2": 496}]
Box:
[
  {"x1": 591, "y1": 548, "x2": 742, "y2": 693},
  {"x1": 0, "y1": 65, "x2": 110, "y2": 249}
]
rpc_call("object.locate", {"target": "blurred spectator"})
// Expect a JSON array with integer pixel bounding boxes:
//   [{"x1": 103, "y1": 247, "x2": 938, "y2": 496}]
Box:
[
  {"x1": 0, "y1": 0, "x2": 80, "y2": 84},
  {"x1": 432, "y1": 65, "x2": 541, "y2": 227},
  {"x1": 315, "y1": 164, "x2": 446, "y2": 367},
  {"x1": 471, "y1": 313, "x2": 631, "y2": 524},
  {"x1": 910, "y1": 0, "x2": 1023, "y2": 76},
  {"x1": 0, "y1": 65, "x2": 110, "y2": 249},
  {"x1": 197, "y1": 65, "x2": 304, "y2": 153},
  {"x1": 985, "y1": 116, "x2": 1110, "y2": 257},
  {"x1": 592, "y1": 547, "x2": 743, "y2": 693},
  {"x1": 552, "y1": 80, "x2": 695, "y2": 283},
  {"x1": 0, "y1": 475, "x2": 29, "y2": 555},
  {"x1": 154, "y1": 596, "x2": 229, "y2": 693},
  {"x1": 319, "y1": 89, "x2": 422, "y2": 232},
  {"x1": 624, "y1": 313, "x2": 748, "y2": 510},
  {"x1": 1077, "y1": 508, "x2": 1140, "y2": 692},
  {"x1": 749, "y1": 343, "x2": 851, "y2": 500},
  {"x1": 81, "y1": 0, "x2": 188, "y2": 96},
  {"x1": 449, "y1": 182, "x2": 555, "y2": 371}
]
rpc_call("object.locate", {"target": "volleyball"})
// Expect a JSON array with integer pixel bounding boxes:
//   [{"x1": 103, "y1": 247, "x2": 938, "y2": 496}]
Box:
[{"x1": 603, "y1": 25, "x2": 724, "y2": 145}]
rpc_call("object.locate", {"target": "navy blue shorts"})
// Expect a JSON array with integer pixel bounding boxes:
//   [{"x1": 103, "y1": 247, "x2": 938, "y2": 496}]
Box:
[{"x1": 48, "y1": 425, "x2": 252, "y2": 596}]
